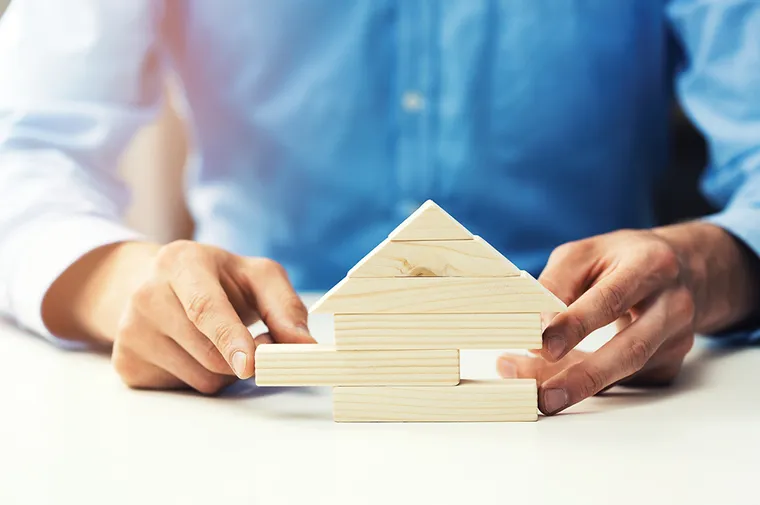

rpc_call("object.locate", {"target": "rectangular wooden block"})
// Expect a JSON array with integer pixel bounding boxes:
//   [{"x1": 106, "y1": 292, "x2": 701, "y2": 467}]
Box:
[
  {"x1": 333, "y1": 379, "x2": 538, "y2": 422},
  {"x1": 254, "y1": 345, "x2": 460, "y2": 386},
  {"x1": 347, "y1": 237, "x2": 520, "y2": 278},
  {"x1": 310, "y1": 273, "x2": 567, "y2": 314},
  {"x1": 334, "y1": 313, "x2": 542, "y2": 350}
]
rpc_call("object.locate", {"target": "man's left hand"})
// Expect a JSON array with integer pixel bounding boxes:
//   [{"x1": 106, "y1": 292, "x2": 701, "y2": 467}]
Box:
[{"x1": 497, "y1": 224, "x2": 759, "y2": 415}]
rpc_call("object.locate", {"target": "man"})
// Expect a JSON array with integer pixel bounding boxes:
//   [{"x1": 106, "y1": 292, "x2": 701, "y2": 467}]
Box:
[{"x1": 0, "y1": 1, "x2": 757, "y2": 415}]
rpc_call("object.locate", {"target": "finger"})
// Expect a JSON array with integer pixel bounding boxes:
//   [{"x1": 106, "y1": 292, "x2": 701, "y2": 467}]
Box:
[
  {"x1": 150, "y1": 335, "x2": 238, "y2": 395},
  {"x1": 170, "y1": 266, "x2": 258, "y2": 380},
  {"x1": 538, "y1": 288, "x2": 692, "y2": 415},
  {"x1": 620, "y1": 328, "x2": 695, "y2": 388},
  {"x1": 541, "y1": 266, "x2": 662, "y2": 362},
  {"x1": 497, "y1": 351, "x2": 586, "y2": 385},
  {"x1": 132, "y1": 281, "x2": 232, "y2": 375},
  {"x1": 241, "y1": 258, "x2": 316, "y2": 344},
  {"x1": 254, "y1": 332, "x2": 275, "y2": 346},
  {"x1": 112, "y1": 344, "x2": 187, "y2": 391},
  {"x1": 538, "y1": 242, "x2": 596, "y2": 330},
  {"x1": 122, "y1": 328, "x2": 237, "y2": 395},
  {"x1": 538, "y1": 241, "x2": 596, "y2": 307}
]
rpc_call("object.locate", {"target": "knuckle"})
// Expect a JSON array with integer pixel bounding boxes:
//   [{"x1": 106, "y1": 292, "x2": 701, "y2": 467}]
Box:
[
  {"x1": 130, "y1": 282, "x2": 158, "y2": 312},
  {"x1": 156, "y1": 240, "x2": 204, "y2": 270},
  {"x1": 680, "y1": 332, "x2": 696, "y2": 355},
  {"x1": 282, "y1": 295, "x2": 308, "y2": 318},
  {"x1": 185, "y1": 292, "x2": 215, "y2": 327},
  {"x1": 652, "y1": 242, "x2": 681, "y2": 280},
  {"x1": 673, "y1": 288, "x2": 696, "y2": 324},
  {"x1": 212, "y1": 323, "x2": 236, "y2": 351},
  {"x1": 625, "y1": 337, "x2": 655, "y2": 372},
  {"x1": 549, "y1": 241, "x2": 581, "y2": 263},
  {"x1": 598, "y1": 281, "x2": 628, "y2": 317},
  {"x1": 202, "y1": 343, "x2": 231, "y2": 374},
  {"x1": 114, "y1": 312, "x2": 140, "y2": 347},
  {"x1": 672, "y1": 331, "x2": 696, "y2": 358},
  {"x1": 576, "y1": 366, "x2": 608, "y2": 398},
  {"x1": 562, "y1": 311, "x2": 589, "y2": 345},
  {"x1": 111, "y1": 345, "x2": 142, "y2": 387},
  {"x1": 255, "y1": 257, "x2": 287, "y2": 276},
  {"x1": 194, "y1": 374, "x2": 228, "y2": 396}
]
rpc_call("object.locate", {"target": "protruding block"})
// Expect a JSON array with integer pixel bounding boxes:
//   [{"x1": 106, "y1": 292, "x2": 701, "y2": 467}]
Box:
[
  {"x1": 309, "y1": 273, "x2": 567, "y2": 314},
  {"x1": 347, "y1": 237, "x2": 520, "y2": 278},
  {"x1": 333, "y1": 379, "x2": 538, "y2": 422},
  {"x1": 388, "y1": 200, "x2": 472, "y2": 241},
  {"x1": 254, "y1": 345, "x2": 460, "y2": 386},
  {"x1": 334, "y1": 313, "x2": 541, "y2": 350}
]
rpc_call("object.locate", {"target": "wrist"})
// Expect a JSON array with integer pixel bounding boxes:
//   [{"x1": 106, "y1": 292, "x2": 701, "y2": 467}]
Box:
[
  {"x1": 42, "y1": 241, "x2": 161, "y2": 344},
  {"x1": 653, "y1": 222, "x2": 760, "y2": 333}
]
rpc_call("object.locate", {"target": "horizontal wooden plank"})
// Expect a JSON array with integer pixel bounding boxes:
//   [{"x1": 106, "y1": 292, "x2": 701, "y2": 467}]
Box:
[
  {"x1": 387, "y1": 200, "x2": 472, "y2": 241},
  {"x1": 310, "y1": 272, "x2": 567, "y2": 314},
  {"x1": 254, "y1": 345, "x2": 460, "y2": 386},
  {"x1": 333, "y1": 379, "x2": 537, "y2": 422},
  {"x1": 347, "y1": 237, "x2": 520, "y2": 278},
  {"x1": 334, "y1": 313, "x2": 541, "y2": 350}
]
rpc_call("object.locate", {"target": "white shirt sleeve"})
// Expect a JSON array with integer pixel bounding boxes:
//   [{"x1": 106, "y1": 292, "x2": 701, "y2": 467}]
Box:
[{"x1": 0, "y1": 0, "x2": 165, "y2": 340}]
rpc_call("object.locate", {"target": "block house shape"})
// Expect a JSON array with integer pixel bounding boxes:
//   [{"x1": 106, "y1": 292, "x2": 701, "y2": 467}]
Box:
[{"x1": 254, "y1": 200, "x2": 567, "y2": 422}]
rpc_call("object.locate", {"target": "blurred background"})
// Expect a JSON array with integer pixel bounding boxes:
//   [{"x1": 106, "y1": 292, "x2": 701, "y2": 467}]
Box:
[
  {"x1": 0, "y1": 0, "x2": 714, "y2": 243},
  {"x1": 0, "y1": 0, "x2": 194, "y2": 244}
]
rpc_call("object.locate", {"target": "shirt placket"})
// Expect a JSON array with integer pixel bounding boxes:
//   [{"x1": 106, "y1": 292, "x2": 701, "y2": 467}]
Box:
[{"x1": 395, "y1": 0, "x2": 438, "y2": 219}]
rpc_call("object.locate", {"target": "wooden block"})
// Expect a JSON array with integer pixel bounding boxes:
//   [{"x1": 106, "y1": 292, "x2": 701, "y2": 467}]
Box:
[
  {"x1": 309, "y1": 272, "x2": 567, "y2": 314},
  {"x1": 347, "y1": 237, "x2": 520, "y2": 278},
  {"x1": 254, "y1": 345, "x2": 460, "y2": 386},
  {"x1": 333, "y1": 379, "x2": 537, "y2": 422},
  {"x1": 388, "y1": 200, "x2": 472, "y2": 241},
  {"x1": 334, "y1": 313, "x2": 541, "y2": 350}
]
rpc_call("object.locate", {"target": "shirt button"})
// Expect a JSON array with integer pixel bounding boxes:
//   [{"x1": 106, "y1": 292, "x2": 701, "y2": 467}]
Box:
[{"x1": 401, "y1": 91, "x2": 425, "y2": 112}]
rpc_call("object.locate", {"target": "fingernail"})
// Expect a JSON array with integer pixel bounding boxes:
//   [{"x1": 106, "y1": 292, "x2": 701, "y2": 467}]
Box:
[
  {"x1": 546, "y1": 334, "x2": 565, "y2": 361},
  {"x1": 543, "y1": 388, "x2": 568, "y2": 414},
  {"x1": 231, "y1": 351, "x2": 248, "y2": 378},
  {"x1": 497, "y1": 358, "x2": 517, "y2": 378}
]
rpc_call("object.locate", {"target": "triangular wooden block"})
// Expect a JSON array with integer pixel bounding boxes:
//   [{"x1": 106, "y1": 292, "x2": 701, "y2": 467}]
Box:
[
  {"x1": 347, "y1": 236, "x2": 520, "y2": 277},
  {"x1": 311, "y1": 200, "x2": 566, "y2": 314},
  {"x1": 388, "y1": 200, "x2": 472, "y2": 241}
]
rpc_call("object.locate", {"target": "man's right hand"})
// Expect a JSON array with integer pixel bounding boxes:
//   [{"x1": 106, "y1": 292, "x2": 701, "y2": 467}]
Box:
[{"x1": 42, "y1": 240, "x2": 316, "y2": 394}]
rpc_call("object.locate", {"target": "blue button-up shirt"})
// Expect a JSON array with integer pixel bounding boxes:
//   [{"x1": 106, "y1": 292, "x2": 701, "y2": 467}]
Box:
[{"x1": 0, "y1": 0, "x2": 758, "y2": 342}]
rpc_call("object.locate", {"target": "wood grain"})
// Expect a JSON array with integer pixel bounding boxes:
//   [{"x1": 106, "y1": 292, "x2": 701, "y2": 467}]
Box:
[
  {"x1": 347, "y1": 237, "x2": 520, "y2": 278},
  {"x1": 254, "y1": 345, "x2": 460, "y2": 386},
  {"x1": 334, "y1": 313, "x2": 541, "y2": 350},
  {"x1": 388, "y1": 200, "x2": 472, "y2": 241},
  {"x1": 333, "y1": 379, "x2": 538, "y2": 422},
  {"x1": 310, "y1": 272, "x2": 567, "y2": 314}
]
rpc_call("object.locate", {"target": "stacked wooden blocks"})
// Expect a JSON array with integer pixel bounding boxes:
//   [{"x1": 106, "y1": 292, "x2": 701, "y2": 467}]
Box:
[{"x1": 254, "y1": 200, "x2": 567, "y2": 422}]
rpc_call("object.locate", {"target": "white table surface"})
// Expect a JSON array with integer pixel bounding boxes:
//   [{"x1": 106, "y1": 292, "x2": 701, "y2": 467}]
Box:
[{"x1": 1, "y1": 293, "x2": 758, "y2": 505}]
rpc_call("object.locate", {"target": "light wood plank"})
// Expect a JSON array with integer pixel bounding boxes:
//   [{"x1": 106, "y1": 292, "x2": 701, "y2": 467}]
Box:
[
  {"x1": 347, "y1": 237, "x2": 519, "y2": 278},
  {"x1": 310, "y1": 272, "x2": 567, "y2": 314},
  {"x1": 254, "y1": 345, "x2": 460, "y2": 386},
  {"x1": 334, "y1": 313, "x2": 541, "y2": 350},
  {"x1": 388, "y1": 200, "x2": 472, "y2": 241},
  {"x1": 333, "y1": 379, "x2": 537, "y2": 422}
]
